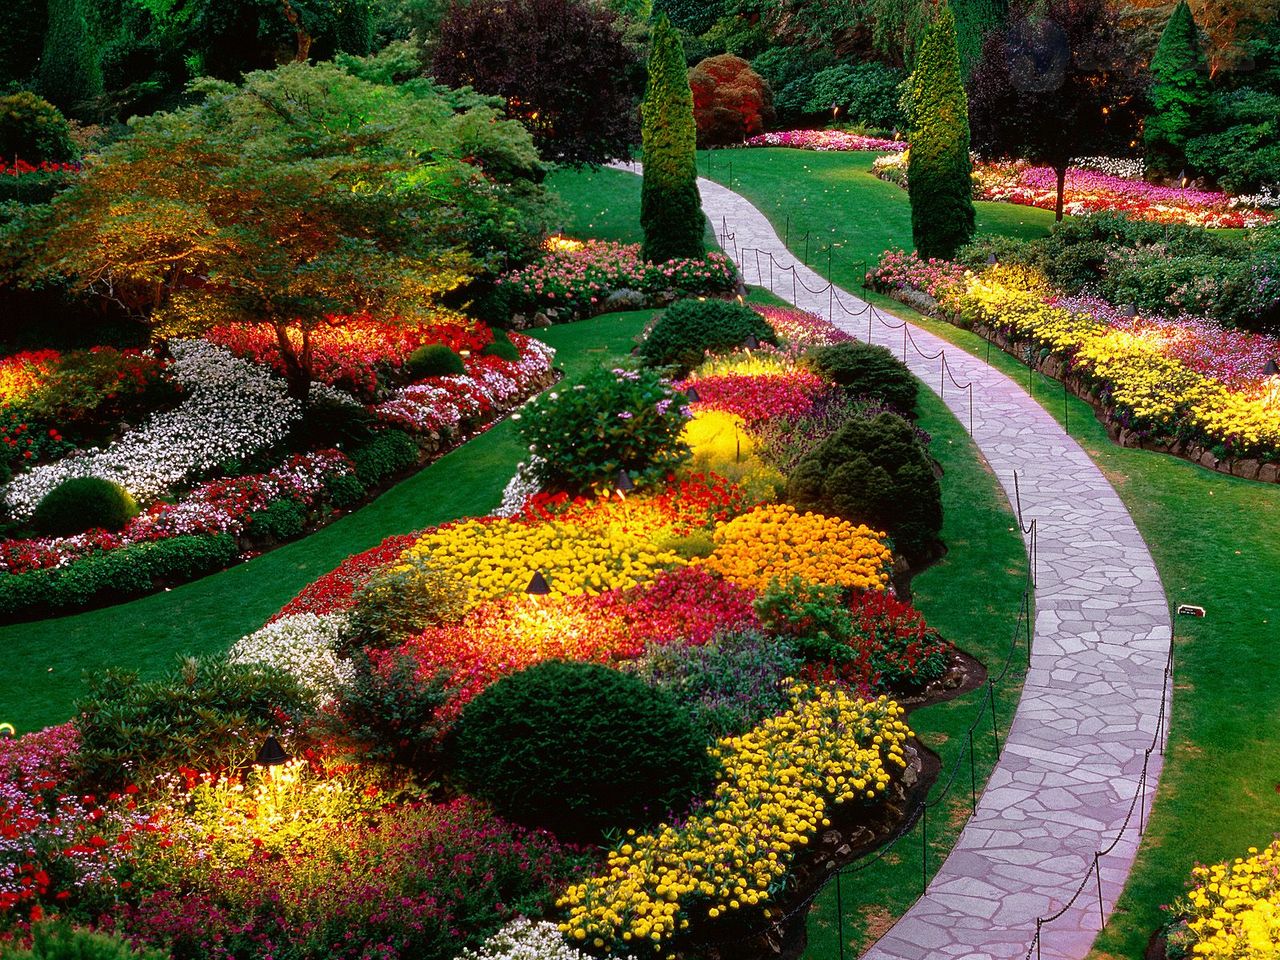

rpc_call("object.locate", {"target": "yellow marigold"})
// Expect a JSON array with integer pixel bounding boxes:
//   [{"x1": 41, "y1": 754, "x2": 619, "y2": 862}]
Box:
[
  {"x1": 558, "y1": 683, "x2": 911, "y2": 953},
  {"x1": 1170, "y1": 839, "x2": 1280, "y2": 960},
  {"x1": 697, "y1": 503, "x2": 891, "y2": 592}
]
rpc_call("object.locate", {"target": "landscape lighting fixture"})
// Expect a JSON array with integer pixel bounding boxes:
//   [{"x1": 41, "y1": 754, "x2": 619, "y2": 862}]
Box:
[
  {"x1": 684, "y1": 385, "x2": 700, "y2": 403},
  {"x1": 526, "y1": 570, "x2": 552, "y2": 596},
  {"x1": 986, "y1": 253, "x2": 998, "y2": 266},
  {"x1": 255, "y1": 734, "x2": 290, "y2": 767},
  {"x1": 1265, "y1": 359, "x2": 1280, "y2": 377},
  {"x1": 1121, "y1": 303, "x2": 1137, "y2": 318},
  {"x1": 1178, "y1": 169, "x2": 1190, "y2": 188},
  {"x1": 615, "y1": 469, "x2": 635, "y2": 493},
  {"x1": 743, "y1": 333, "x2": 760, "y2": 350}
]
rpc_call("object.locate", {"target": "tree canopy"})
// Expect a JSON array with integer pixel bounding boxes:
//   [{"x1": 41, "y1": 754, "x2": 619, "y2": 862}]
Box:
[
  {"x1": 4, "y1": 60, "x2": 551, "y2": 398},
  {"x1": 1145, "y1": 0, "x2": 1212, "y2": 177}
]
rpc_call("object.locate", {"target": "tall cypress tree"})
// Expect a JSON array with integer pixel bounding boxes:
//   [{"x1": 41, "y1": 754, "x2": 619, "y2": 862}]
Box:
[
  {"x1": 641, "y1": 14, "x2": 706, "y2": 264},
  {"x1": 37, "y1": 0, "x2": 102, "y2": 120},
  {"x1": 1145, "y1": 0, "x2": 1211, "y2": 179},
  {"x1": 908, "y1": 3, "x2": 975, "y2": 260}
]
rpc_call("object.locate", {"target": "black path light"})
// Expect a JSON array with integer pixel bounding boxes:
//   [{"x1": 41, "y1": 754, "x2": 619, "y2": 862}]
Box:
[
  {"x1": 987, "y1": 253, "x2": 998, "y2": 266},
  {"x1": 1121, "y1": 303, "x2": 1138, "y2": 318},
  {"x1": 256, "y1": 734, "x2": 291, "y2": 767},
  {"x1": 743, "y1": 333, "x2": 760, "y2": 350},
  {"x1": 526, "y1": 570, "x2": 552, "y2": 596},
  {"x1": 1264, "y1": 359, "x2": 1279, "y2": 377},
  {"x1": 684, "y1": 385, "x2": 700, "y2": 403},
  {"x1": 615, "y1": 469, "x2": 635, "y2": 494}
]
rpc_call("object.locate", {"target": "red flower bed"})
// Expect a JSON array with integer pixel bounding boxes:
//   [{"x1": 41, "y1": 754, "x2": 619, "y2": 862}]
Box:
[
  {"x1": 678, "y1": 371, "x2": 827, "y2": 423},
  {"x1": 274, "y1": 535, "x2": 419, "y2": 620}
]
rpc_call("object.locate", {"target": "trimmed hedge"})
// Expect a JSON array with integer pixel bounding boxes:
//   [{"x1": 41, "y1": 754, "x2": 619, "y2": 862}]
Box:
[
  {"x1": 350, "y1": 429, "x2": 420, "y2": 486},
  {"x1": 803, "y1": 342, "x2": 919, "y2": 414},
  {"x1": 638, "y1": 297, "x2": 777, "y2": 372},
  {"x1": 34, "y1": 476, "x2": 139, "y2": 536}
]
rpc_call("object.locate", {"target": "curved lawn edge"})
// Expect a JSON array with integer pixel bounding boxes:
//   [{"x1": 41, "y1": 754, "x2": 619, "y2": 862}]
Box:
[{"x1": 618, "y1": 164, "x2": 1173, "y2": 960}]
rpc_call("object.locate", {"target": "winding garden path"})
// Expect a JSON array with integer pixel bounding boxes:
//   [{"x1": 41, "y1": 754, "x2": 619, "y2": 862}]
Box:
[{"x1": 615, "y1": 164, "x2": 1173, "y2": 960}]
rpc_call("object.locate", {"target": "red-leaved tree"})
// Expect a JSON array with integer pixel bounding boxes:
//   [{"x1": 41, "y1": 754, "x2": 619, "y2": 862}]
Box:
[{"x1": 688, "y1": 55, "x2": 776, "y2": 148}]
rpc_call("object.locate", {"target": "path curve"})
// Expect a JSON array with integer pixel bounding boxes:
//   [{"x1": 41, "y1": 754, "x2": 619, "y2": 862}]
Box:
[{"x1": 613, "y1": 164, "x2": 1172, "y2": 959}]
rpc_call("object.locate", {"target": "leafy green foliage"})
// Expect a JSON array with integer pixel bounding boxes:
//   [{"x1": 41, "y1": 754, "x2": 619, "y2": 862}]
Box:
[
  {"x1": 1184, "y1": 88, "x2": 1280, "y2": 194},
  {"x1": 641, "y1": 15, "x2": 707, "y2": 263},
  {"x1": 246, "y1": 498, "x2": 307, "y2": 543},
  {"x1": 350, "y1": 429, "x2": 420, "y2": 487},
  {"x1": 653, "y1": 0, "x2": 723, "y2": 35},
  {"x1": 7, "y1": 61, "x2": 550, "y2": 399},
  {"x1": 787, "y1": 411, "x2": 941, "y2": 562},
  {"x1": 629, "y1": 630, "x2": 801, "y2": 738},
  {"x1": 750, "y1": 45, "x2": 837, "y2": 124},
  {"x1": 1145, "y1": 1, "x2": 1213, "y2": 178},
  {"x1": 0, "y1": 93, "x2": 76, "y2": 163},
  {"x1": 37, "y1": 0, "x2": 102, "y2": 120},
  {"x1": 346, "y1": 552, "x2": 467, "y2": 650},
  {"x1": 75, "y1": 654, "x2": 311, "y2": 787},
  {"x1": 806, "y1": 62, "x2": 906, "y2": 129},
  {"x1": 638, "y1": 297, "x2": 776, "y2": 372},
  {"x1": 907, "y1": 5, "x2": 975, "y2": 259},
  {"x1": 480, "y1": 329, "x2": 520, "y2": 361},
  {"x1": 405, "y1": 343, "x2": 466, "y2": 379},
  {"x1": 323, "y1": 472, "x2": 367, "y2": 509},
  {"x1": 803, "y1": 341, "x2": 918, "y2": 413},
  {"x1": 431, "y1": 0, "x2": 640, "y2": 166},
  {"x1": 3, "y1": 922, "x2": 167, "y2": 960},
  {"x1": 452, "y1": 660, "x2": 718, "y2": 840},
  {"x1": 688, "y1": 54, "x2": 775, "y2": 146},
  {"x1": 33, "y1": 477, "x2": 139, "y2": 536},
  {"x1": 518, "y1": 365, "x2": 691, "y2": 494}
]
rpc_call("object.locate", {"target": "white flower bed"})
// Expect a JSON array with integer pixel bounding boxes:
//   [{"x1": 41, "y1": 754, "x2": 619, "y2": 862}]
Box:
[
  {"x1": 1071, "y1": 156, "x2": 1147, "y2": 180},
  {"x1": 493, "y1": 456, "x2": 543, "y2": 517},
  {"x1": 455, "y1": 918, "x2": 621, "y2": 960},
  {"x1": 3, "y1": 340, "x2": 300, "y2": 519},
  {"x1": 228, "y1": 611, "x2": 354, "y2": 700}
]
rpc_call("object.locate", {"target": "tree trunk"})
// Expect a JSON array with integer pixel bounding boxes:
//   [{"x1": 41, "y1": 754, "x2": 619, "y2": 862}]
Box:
[
  {"x1": 1055, "y1": 164, "x2": 1066, "y2": 222},
  {"x1": 272, "y1": 322, "x2": 311, "y2": 406},
  {"x1": 280, "y1": 0, "x2": 312, "y2": 62}
]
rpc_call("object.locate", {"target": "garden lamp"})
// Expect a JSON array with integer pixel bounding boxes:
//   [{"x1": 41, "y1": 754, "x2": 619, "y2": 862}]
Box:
[
  {"x1": 0, "y1": 722, "x2": 14, "y2": 739},
  {"x1": 615, "y1": 469, "x2": 635, "y2": 494},
  {"x1": 255, "y1": 734, "x2": 290, "y2": 767},
  {"x1": 743, "y1": 333, "x2": 760, "y2": 350},
  {"x1": 1121, "y1": 303, "x2": 1137, "y2": 318},
  {"x1": 526, "y1": 570, "x2": 552, "y2": 596},
  {"x1": 986, "y1": 253, "x2": 998, "y2": 266},
  {"x1": 1178, "y1": 169, "x2": 1189, "y2": 189},
  {"x1": 1264, "y1": 359, "x2": 1279, "y2": 377},
  {"x1": 684, "y1": 385, "x2": 700, "y2": 403}
]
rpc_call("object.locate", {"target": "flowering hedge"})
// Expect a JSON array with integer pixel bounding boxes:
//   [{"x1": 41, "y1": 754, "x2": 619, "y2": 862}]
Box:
[
  {"x1": 1168, "y1": 839, "x2": 1280, "y2": 958},
  {"x1": 742, "y1": 130, "x2": 906, "y2": 152},
  {"x1": 558, "y1": 683, "x2": 910, "y2": 952},
  {"x1": 496, "y1": 240, "x2": 738, "y2": 318}
]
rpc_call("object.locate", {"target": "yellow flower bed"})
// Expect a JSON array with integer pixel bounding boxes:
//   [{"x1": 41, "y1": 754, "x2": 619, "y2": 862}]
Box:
[
  {"x1": 698, "y1": 503, "x2": 891, "y2": 592},
  {"x1": 403, "y1": 508, "x2": 685, "y2": 606},
  {"x1": 960, "y1": 274, "x2": 1280, "y2": 454},
  {"x1": 558, "y1": 683, "x2": 911, "y2": 952},
  {"x1": 1172, "y1": 839, "x2": 1280, "y2": 959}
]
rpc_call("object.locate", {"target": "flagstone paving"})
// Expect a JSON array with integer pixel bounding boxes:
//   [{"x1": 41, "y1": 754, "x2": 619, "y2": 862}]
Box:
[{"x1": 613, "y1": 164, "x2": 1173, "y2": 960}]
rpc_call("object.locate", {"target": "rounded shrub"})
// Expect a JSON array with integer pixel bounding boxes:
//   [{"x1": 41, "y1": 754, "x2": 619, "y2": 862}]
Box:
[
  {"x1": 33, "y1": 476, "x2": 139, "y2": 536},
  {"x1": 638, "y1": 298, "x2": 777, "y2": 372},
  {"x1": 481, "y1": 329, "x2": 520, "y2": 362},
  {"x1": 346, "y1": 552, "x2": 468, "y2": 651},
  {"x1": 786, "y1": 411, "x2": 941, "y2": 563},
  {"x1": 324, "y1": 472, "x2": 367, "y2": 509},
  {"x1": 351, "y1": 429, "x2": 419, "y2": 486},
  {"x1": 803, "y1": 341, "x2": 919, "y2": 414},
  {"x1": 405, "y1": 343, "x2": 467, "y2": 379},
  {"x1": 246, "y1": 498, "x2": 306, "y2": 542},
  {"x1": 6, "y1": 921, "x2": 167, "y2": 960},
  {"x1": 452, "y1": 660, "x2": 717, "y2": 841},
  {"x1": 0, "y1": 91, "x2": 76, "y2": 163}
]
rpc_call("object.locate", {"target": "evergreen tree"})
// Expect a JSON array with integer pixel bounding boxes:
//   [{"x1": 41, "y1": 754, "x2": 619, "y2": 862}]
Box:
[
  {"x1": 641, "y1": 15, "x2": 706, "y2": 263},
  {"x1": 907, "y1": 4, "x2": 975, "y2": 260},
  {"x1": 1145, "y1": 0, "x2": 1211, "y2": 179},
  {"x1": 37, "y1": 0, "x2": 102, "y2": 120}
]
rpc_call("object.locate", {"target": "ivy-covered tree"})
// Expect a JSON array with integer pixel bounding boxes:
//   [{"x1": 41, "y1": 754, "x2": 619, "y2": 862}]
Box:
[
  {"x1": 641, "y1": 15, "x2": 706, "y2": 263},
  {"x1": 5, "y1": 62, "x2": 551, "y2": 400},
  {"x1": 1145, "y1": 0, "x2": 1212, "y2": 178},
  {"x1": 969, "y1": 0, "x2": 1144, "y2": 220},
  {"x1": 431, "y1": 0, "x2": 639, "y2": 167},
  {"x1": 907, "y1": 4, "x2": 975, "y2": 260},
  {"x1": 38, "y1": 0, "x2": 103, "y2": 120}
]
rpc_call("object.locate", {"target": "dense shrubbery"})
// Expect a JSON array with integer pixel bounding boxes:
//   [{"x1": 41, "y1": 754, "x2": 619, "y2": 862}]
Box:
[
  {"x1": 0, "y1": 92, "x2": 76, "y2": 163},
  {"x1": 404, "y1": 344, "x2": 466, "y2": 379},
  {"x1": 33, "y1": 477, "x2": 138, "y2": 536},
  {"x1": 787, "y1": 411, "x2": 941, "y2": 563},
  {"x1": 806, "y1": 62, "x2": 905, "y2": 130},
  {"x1": 346, "y1": 553, "x2": 468, "y2": 650},
  {"x1": 452, "y1": 659, "x2": 718, "y2": 840},
  {"x1": 639, "y1": 298, "x2": 777, "y2": 372},
  {"x1": 803, "y1": 341, "x2": 919, "y2": 414},
  {"x1": 349, "y1": 429, "x2": 420, "y2": 486},
  {"x1": 750, "y1": 45, "x2": 836, "y2": 124},
  {"x1": 688, "y1": 54, "x2": 775, "y2": 147}
]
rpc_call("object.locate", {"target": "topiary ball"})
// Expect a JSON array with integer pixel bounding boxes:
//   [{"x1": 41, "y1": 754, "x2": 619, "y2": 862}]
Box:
[
  {"x1": 33, "y1": 476, "x2": 139, "y2": 536},
  {"x1": 405, "y1": 344, "x2": 467, "y2": 379},
  {"x1": 803, "y1": 342, "x2": 919, "y2": 415},
  {"x1": 0, "y1": 92, "x2": 76, "y2": 164},
  {"x1": 638, "y1": 298, "x2": 777, "y2": 373},
  {"x1": 481, "y1": 329, "x2": 520, "y2": 362},
  {"x1": 452, "y1": 660, "x2": 717, "y2": 841}
]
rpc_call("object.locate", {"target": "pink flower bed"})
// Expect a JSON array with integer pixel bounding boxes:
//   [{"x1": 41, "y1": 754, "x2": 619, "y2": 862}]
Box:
[
  {"x1": 974, "y1": 162, "x2": 1275, "y2": 229},
  {"x1": 753, "y1": 304, "x2": 854, "y2": 346},
  {"x1": 679, "y1": 370, "x2": 828, "y2": 423},
  {"x1": 0, "y1": 451, "x2": 354, "y2": 575},
  {"x1": 866, "y1": 250, "x2": 970, "y2": 307},
  {"x1": 743, "y1": 130, "x2": 907, "y2": 152}
]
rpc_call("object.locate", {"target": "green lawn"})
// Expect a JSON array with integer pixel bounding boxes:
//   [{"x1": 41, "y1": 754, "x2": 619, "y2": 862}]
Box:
[
  {"x1": 0, "y1": 313, "x2": 658, "y2": 733},
  {"x1": 689, "y1": 146, "x2": 1280, "y2": 957}
]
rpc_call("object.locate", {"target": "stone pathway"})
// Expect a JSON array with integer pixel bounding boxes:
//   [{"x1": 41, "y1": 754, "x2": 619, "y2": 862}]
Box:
[{"x1": 612, "y1": 164, "x2": 1173, "y2": 960}]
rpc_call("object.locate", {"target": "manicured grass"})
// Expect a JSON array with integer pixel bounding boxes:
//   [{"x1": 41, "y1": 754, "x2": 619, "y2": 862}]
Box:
[
  {"x1": 691, "y1": 147, "x2": 1280, "y2": 958},
  {"x1": 0, "y1": 312, "x2": 658, "y2": 733},
  {"x1": 548, "y1": 165, "x2": 645, "y2": 245}
]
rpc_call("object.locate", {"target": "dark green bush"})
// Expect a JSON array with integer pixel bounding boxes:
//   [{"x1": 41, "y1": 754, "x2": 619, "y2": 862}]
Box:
[
  {"x1": 0, "y1": 534, "x2": 239, "y2": 621},
  {"x1": 0, "y1": 91, "x2": 76, "y2": 162},
  {"x1": 751, "y1": 45, "x2": 837, "y2": 124},
  {"x1": 5, "y1": 922, "x2": 167, "y2": 960},
  {"x1": 452, "y1": 660, "x2": 718, "y2": 841},
  {"x1": 805, "y1": 62, "x2": 906, "y2": 130},
  {"x1": 405, "y1": 343, "x2": 467, "y2": 379},
  {"x1": 247, "y1": 498, "x2": 307, "y2": 541},
  {"x1": 350, "y1": 429, "x2": 419, "y2": 486},
  {"x1": 803, "y1": 342, "x2": 919, "y2": 414},
  {"x1": 517, "y1": 365, "x2": 691, "y2": 494},
  {"x1": 481, "y1": 329, "x2": 520, "y2": 362},
  {"x1": 638, "y1": 297, "x2": 776, "y2": 372},
  {"x1": 346, "y1": 552, "x2": 468, "y2": 651},
  {"x1": 75, "y1": 655, "x2": 310, "y2": 787},
  {"x1": 33, "y1": 476, "x2": 139, "y2": 536},
  {"x1": 324, "y1": 472, "x2": 367, "y2": 509},
  {"x1": 787, "y1": 411, "x2": 942, "y2": 563}
]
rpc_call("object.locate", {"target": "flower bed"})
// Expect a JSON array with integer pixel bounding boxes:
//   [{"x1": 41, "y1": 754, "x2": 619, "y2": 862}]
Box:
[
  {"x1": 870, "y1": 251, "x2": 1280, "y2": 471},
  {"x1": 870, "y1": 152, "x2": 1275, "y2": 228},
  {"x1": 496, "y1": 240, "x2": 738, "y2": 319},
  {"x1": 1166, "y1": 839, "x2": 1280, "y2": 958},
  {"x1": 742, "y1": 130, "x2": 907, "y2": 152}
]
